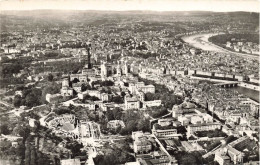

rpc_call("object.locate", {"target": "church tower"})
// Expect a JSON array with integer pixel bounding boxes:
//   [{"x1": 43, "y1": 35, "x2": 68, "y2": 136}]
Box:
[
  {"x1": 172, "y1": 105, "x2": 181, "y2": 118},
  {"x1": 87, "y1": 46, "x2": 91, "y2": 69},
  {"x1": 101, "y1": 61, "x2": 107, "y2": 81},
  {"x1": 117, "y1": 61, "x2": 122, "y2": 77},
  {"x1": 62, "y1": 78, "x2": 69, "y2": 87}
]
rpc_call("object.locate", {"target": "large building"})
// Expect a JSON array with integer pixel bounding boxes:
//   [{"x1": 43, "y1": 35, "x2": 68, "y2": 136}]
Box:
[
  {"x1": 61, "y1": 78, "x2": 73, "y2": 96},
  {"x1": 129, "y1": 82, "x2": 155, "y2": 94},
  {"x1": 214, "y1": 149, "x2": 231, "y2": 165},
  {"x1": 125, "y1": 96, "x2": 140, "y2": 110},
  {"x1": 80, "y1": 121, "x2": 101, "y2": 139},
  {"x1": 132, "y1": 131, "x2": 153, "y2": 154},
  {"x1": 143, "y1": 100, "x2": 162, "y2": 109},
  {"x1": 152, "y1": 128, "x2": 177, "y2": 138},
  {"x1": 172, "y1": 105, "x2": 182, "y2": 118},
  {"x1": 187, "y1": 123, "x2": 221, "y2": 136},
  {"x1": 70, "y1": 74, "x2": 88, "y2": 82},
  {"x1": 136, "y1": 151, "x2": 172, "y2": 165},
  {"x1": 226, "y1": 146, "x2": 244, "y2": 164},
  {"x1": 82, "y1": 46, "x2": 95, "y2": 77},
  {"x1": 78, "y1": 90, "x2": 109, "y2": 101},
  {"x1": 72, "y1": 82, "x2": 84, "y2": 93}
]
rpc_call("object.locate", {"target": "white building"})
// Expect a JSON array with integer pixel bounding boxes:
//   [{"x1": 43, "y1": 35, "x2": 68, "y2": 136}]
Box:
[
  {"x1": 190, "y1": 115, "x2": 204, "y2": 124},
  {"x1": 61, "y1": 86, "x2": 73, "y2": 96},
  {"x1": 46, "y1": 93, "x2": 63, "y2": 103},
  {"x1": 132, "y1": 131, "x2": 152, "y2": 154},
  {"x1": 187, "y1": 123, "x2": 221, "y2": 136},
  {"x1": 152, "y1": 128, "x2": 177, "y2": 138},
  {"x1": 61, "y1": 159, "x2": 81, "y2": 165},
  {"x1": 143, "y1": 100, "x2": 162, "y2": 109},
  {"x1": 125, "y1": 96, "x2": 140, "y2": 110},
  {"x1": 78, "y1": 90, "x2": 109, "y2": 102},
  {"x1": 107, "y1": 120, "x2": 125, "y2": 129},
  {"x1": 128, "y1": 82, "x2": 155, "y2": 94},
  {"x1": 100, "y1": 61, "x2": 108, "y2": 81},
  {"x1": 80, "y1": 121, "x2": 101, "y2": 139}
]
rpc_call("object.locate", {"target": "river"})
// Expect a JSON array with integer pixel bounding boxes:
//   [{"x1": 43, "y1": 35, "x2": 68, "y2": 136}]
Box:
[
  {"x1": 181, "y1": 33, "x2": 259, "y2": 60},
  {"x1": 229, "y1": 86, "x2": 259, "y2": 103},
  {"x1": 182, "y1": 33, "x2": 259, "y2": 102}
]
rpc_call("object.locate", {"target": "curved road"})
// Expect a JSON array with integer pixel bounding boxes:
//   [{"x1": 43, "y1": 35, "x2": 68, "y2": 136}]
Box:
[{"x1": 182, "y1": 33, "x2": 259, "y2": 60}]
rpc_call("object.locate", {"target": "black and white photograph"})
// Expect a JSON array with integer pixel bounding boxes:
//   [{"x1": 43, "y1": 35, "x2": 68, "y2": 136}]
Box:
[{"x1": 0, "y1": 0, "x2": 259, "y2": 165}]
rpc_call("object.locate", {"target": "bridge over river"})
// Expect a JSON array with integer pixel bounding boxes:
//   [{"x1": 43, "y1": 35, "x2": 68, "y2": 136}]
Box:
[{"x1": 214, "y1": 82, "x2": 239, "y2": 88}]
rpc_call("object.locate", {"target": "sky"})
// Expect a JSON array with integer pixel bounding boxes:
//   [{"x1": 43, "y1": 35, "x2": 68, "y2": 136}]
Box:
[{"x1": 0, "y1": 0, "x2": 259, "y2": 12}]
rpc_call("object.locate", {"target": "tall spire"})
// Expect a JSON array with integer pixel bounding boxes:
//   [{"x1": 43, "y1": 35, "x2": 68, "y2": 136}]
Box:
[{"x1": 87, "y1": 44, "x2": 91, "y2": 69}]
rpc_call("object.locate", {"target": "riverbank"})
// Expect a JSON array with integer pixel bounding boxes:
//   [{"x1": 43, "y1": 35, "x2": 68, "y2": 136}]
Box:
[
  {"x1": 181, "y1": 33, "x2": 259, "y2": 60},
  {"x1": 229, "y1": 86, "x2": 259, "y2": 103}
]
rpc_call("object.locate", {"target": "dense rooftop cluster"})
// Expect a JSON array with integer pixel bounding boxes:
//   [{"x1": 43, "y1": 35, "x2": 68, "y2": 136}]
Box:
[{"x1": 0, "y1": 11, "x2": 259, "y2": 165}]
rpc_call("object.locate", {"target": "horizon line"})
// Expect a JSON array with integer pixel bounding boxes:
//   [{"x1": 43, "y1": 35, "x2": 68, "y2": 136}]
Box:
[
  {"x1": 0, "y1": 0, "x2": 259, "y2": 13},
  {"x1": 1, "y1": 9, "x2": 259, "y2": 13}
]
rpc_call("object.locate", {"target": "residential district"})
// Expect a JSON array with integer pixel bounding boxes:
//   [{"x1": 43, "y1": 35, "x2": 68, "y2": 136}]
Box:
[{"x1": 0, "y1": 10, "x2": 259, "y2": 165}]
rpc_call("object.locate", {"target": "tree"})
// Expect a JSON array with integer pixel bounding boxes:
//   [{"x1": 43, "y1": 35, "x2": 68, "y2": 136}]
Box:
[
  {"x1": 112, "y1": 108, "x2": 123, "y2": 120},
  {"x1": 13, "y1": 95, "x2": 22, "y2": 107},
  {"x1": 177, "y1": 152, "x2": 201, "y2": 165},
  {"x1": 37, "y1": 151, "x2": 51, "y2": 165},
  {"x1": 47, "y1": 73, "x2": 54, "y2": 81},
  {"x1": 30, "y1": 147, "x2": 37, "y2": 165},
  {"x1": 125, "y1": 120, "x2": 138, "y2": 134},
  {"x1": 16, "y1": 143, "x2": 25, "y2": 157},
  {"x1": 111, "y1": 96, "x2": 124, "y2": 104},
  {"x1": 119, "y1": 128, "x2": 128, "y2": 135},
  {"x1": 106, "y1": 110, "x2": 115, "y2": 121},
  {"x1": 12, "y1": 124, "x2": 31, "y2": 139},
  {"x1": 65, "y1": 141, "x2": 83, "y2": 157},
  {"x1": 148, "y1": 106, "x2": 168, "y2": 118},
  {"x1": 0, "y1": 124, "x2": 10, "y2": 135},
  {"x1": 53, "y1": 107, "x2": 73, "y2": 115},
  {"x1": 94, "y1": 147, "x2": 134, "y2": 165},
  {"x1": 24, "y1": 144, "x2": 31, "y2": 165},
  {"x1": 114, "y1": 125, "x2": 122, "y2": 134},
  {"x1": 137, "y1": 119, "x2": 150, "y2": 132},
  {"x1": 177, "y1": 126, "x2": 187, "y2": 134},
  {"x1": 145, "y1": 92, "x2": 158, "y2": 101},
  {"x1": 225, "y1": 135, "x2": 237, "y2": 144},
  {"x1": 207, "y1": 141, "x2": 221, "y2": 151},
  {"x1": 41, "y1": 82, "x2": 60, "y2": 103},
  {"x1": 82, "y1": 95, "x2": 99, "y2": 102},
  {"x1": 82, "y1": 84, "x2": 92, "y2": 91},
  {"x1": 92, "y1": 80, "x2": 114, "y2": 87},
  {"x1": 73, "y1": 107, "x2": 89, "y2": 120},
  {"x1": 14, "y1": 87, "x2": 43, "y2": 108},
  {"x1": 72, "y1": 78, "x2": 79, "y2": 83}
]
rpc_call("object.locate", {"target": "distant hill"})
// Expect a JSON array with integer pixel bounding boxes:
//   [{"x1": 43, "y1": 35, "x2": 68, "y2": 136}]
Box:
[{"x1": 0, "y1": 10, "x2": 258, "y2": 33}]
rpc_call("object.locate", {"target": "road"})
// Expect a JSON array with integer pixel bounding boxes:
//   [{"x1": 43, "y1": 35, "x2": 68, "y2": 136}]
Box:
[{"x1": 182, "y1": 33, "x2": 259, "y2": 60}]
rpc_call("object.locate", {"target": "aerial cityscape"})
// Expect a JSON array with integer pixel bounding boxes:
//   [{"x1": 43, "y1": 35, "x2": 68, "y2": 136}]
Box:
[{"x1": 0, "y1": 0, "x2": 259, "y2": 165}]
